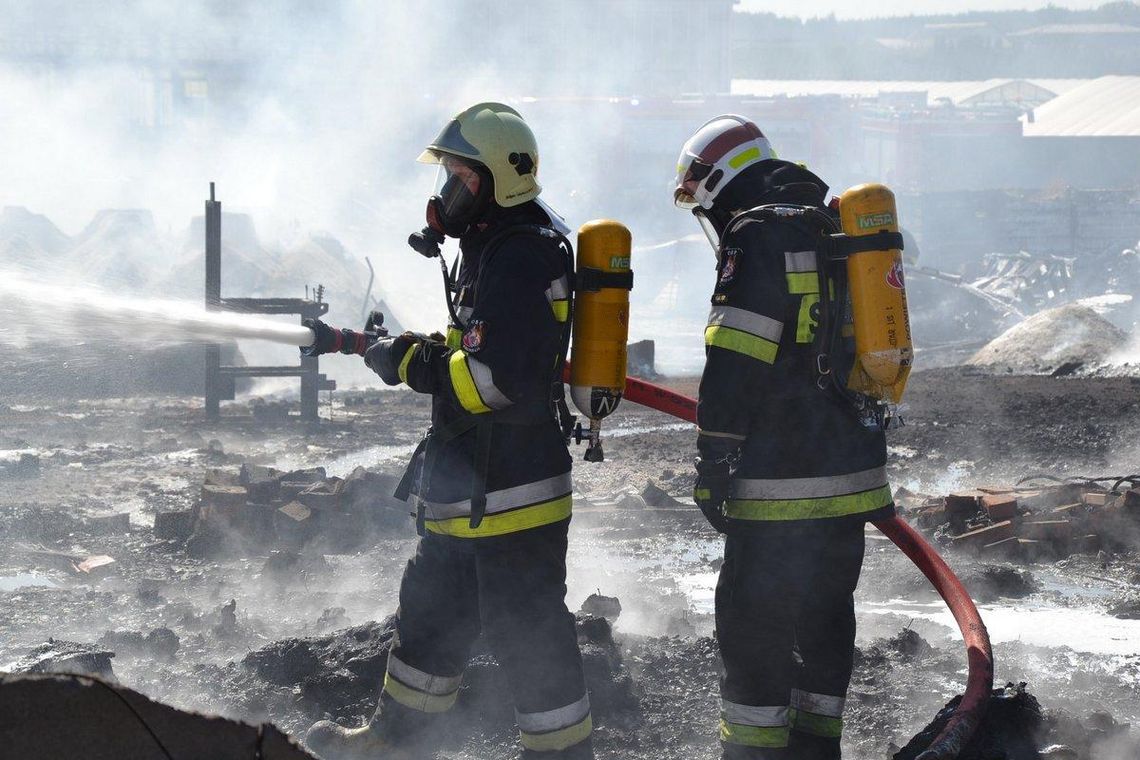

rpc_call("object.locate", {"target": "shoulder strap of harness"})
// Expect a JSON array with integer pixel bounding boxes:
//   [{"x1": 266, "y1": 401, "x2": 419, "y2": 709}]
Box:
[{"x1": 422, "y1": 224, "x2": 576, "y2": 532}]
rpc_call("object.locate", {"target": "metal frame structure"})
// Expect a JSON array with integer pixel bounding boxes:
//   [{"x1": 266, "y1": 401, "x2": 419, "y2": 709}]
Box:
[{"x1": 203, "y1": 183, "x2": 334, "y2": 421}]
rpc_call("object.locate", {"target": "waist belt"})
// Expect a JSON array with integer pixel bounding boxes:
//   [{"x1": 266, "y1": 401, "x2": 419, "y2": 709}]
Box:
[{"x1": 394, "y1": 401, "x2": 555, "y2": 535}]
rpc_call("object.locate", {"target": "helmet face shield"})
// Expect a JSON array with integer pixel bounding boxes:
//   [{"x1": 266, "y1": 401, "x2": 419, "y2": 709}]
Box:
[
  {"x1": 434, "y1": 155, "x2": 485, "y2": 218},
  {"x1": 674, "y1": 158, "x2": 713, "y2": 210},
  {"x1": 694, "y1": 209, "x2": 722, "y2": 256},
  {"x1": 425, "y1": 153, "x2": 493, "y2": 238}
]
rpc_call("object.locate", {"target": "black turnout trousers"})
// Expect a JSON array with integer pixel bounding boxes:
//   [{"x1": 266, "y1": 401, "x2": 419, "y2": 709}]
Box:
[
  {"x1": 374, "y1": 518, "x2": 593, "y2": 758},
  {"x1": 717, "y1": 519, "x2": 867, "y2": 760}
]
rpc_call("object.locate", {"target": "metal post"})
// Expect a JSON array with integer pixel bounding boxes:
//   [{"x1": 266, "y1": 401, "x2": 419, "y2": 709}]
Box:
[
  {"x1": 300, "y1": 355, "x2": 319, "y2": 421},
  {"x1": 204, "y1": 182, "x2": 222, "y2": 420}
]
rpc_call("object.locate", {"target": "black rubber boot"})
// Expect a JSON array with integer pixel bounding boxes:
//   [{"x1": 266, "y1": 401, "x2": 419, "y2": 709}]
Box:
[
  {"x1": 304, "y1": 719, "x2": 411, "y2": 760},
  {"x1": 522, "y1": 735, "x2": 595, "y2": 759}
]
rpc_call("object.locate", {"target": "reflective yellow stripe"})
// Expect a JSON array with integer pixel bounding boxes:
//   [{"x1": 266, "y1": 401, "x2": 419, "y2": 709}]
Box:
[
  {"x1": 446, "y1": 327, "x2": 462, "y2": 350},
  {"x1": 786, "y1": 271, "x2": 819, "y2": 295},
  {"x1": 448, "y1": 352, "x2": 491, "y2": 414},
  {"x1": 728, "y1": 146, "x2": 762, "y2": 170},
  {"x1": 425, "y1": 495, "x2": 572, "y2": 538},
  {"x1": 520, "y1": 713, "x2": 593, "y2": 752},
  {"x1": 705, "y1": 325, "x2": 778, "y2": 364},
  {"x1": 397, "y1": 344, "x2": 418, "y2": 385},
  {"x1": 789, "y1": 708, "x2": 843, "y2": 738},
  {"x1": 720, "y1": 720, "x2": 790, "y2": 748},
  {"x1": 694, "y1": 488, "x2": 711, "y2": 501},
  {"x1": 551, "y1": 299, "x2": 569, "y2": 322},
  {"x1": 383, "y1": 672, "x2": 458, "y2": 713},
  {"x1": 725, "y1": 485, "x2": 893, "y2": 521},
  {"x1": 796, "y1": 293, "x2": 820, "y2": 344}
]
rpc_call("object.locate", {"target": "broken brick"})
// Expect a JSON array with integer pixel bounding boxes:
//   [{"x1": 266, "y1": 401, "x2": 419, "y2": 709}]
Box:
[
  {"x1": 1082, "y1": 492, "x2": 1111, "y2": 507},
  {"x1": 200, "y1": 484, "x2": 248, "y2": 510},
  {"x1": 154, "y1": 510, "x2": 194, "y2": 541},
  {"x1": 277, "y1": 501, "x2": 312, "y2": 523},
  {"x1": 298, "y1": 481, "x2": 342, "y2": 511},
  {"x1": 84, "y1": 513, "x2": 131, "y2": 536},
  {"x1": 981, "y1": 495, "x2": 1019, "y2": 522},
  {"x1": 946, "y1": 492, "x2": 983, "y2": 533}
]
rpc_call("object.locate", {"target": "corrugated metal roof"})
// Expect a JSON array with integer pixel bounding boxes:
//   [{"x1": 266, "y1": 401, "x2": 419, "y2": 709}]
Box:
[
  {"x1": 1022, "y1": 76, "x2": 1140, "y2": 137},
  {"x1": 730, "y1": 78, "x2": 1075, "y2": 107},
  {"x1": 1010, "y1": 23, "x2": 1140, "y2": 36}
]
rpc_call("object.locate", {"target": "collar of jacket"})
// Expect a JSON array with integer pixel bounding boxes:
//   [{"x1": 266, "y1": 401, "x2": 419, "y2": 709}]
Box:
[
  {"x1": 728, "y1": 159, "x2": 830, "y2": 210},
  {"x1": 458, "y1": 200, "x2": 551, "y2": 267}
]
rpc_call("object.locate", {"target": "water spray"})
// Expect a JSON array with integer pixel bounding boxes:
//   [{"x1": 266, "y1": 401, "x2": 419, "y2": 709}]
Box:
[{"x1": 0, "y1": 270, "x2": 317, "y2": 349}]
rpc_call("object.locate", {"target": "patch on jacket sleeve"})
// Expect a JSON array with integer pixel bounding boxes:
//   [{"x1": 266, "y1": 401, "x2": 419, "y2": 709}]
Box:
[
  {"x1": 718, "y1": 248, "x2": 741, "y2": 285},
  {"x1": 461, "y1": 320, "x2": 486, "y2": 353}
]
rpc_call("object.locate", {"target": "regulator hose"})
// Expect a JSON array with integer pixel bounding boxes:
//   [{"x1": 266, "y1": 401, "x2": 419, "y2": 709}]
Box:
[{"x1": 616, "y1": 372, "x2": 994, "y2": 760}]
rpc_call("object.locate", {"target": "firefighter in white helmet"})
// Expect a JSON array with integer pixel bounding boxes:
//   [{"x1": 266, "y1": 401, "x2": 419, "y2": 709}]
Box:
[
  {"x1": 305, "y1": 102, "x2": 592, "y2": 759},
  {"x1": 674, "y1": 115, "x2": 895, "y2": 760}
]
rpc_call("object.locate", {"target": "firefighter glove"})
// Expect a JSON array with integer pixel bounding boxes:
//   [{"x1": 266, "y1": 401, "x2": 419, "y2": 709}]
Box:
[
  {"x1": 364, "y1": 333, "x2": 418, "y2": 386},
  {"x1": 301, "y1": 318, "x2": 340, "y2": 357},
  {"x1": 693, "y1": 456, "x2": 732, "y2": 534}
]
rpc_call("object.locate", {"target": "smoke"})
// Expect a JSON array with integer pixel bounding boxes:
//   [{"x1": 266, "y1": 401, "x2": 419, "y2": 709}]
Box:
[
  {"x1": 0, "y1": 2, "x2": 696, "y2": 346},
  {"x1": 0, "y1": 267, "x2": 314, "y2": 348}
]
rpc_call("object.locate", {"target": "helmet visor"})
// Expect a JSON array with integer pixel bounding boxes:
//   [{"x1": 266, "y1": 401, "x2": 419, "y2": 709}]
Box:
[
  {"x1": 694, "y1": 210, "x2": 721, "y2": 255},
  {"x1": 433, "y1": 154, "x2": 485, "y2": 220},
  {"x1": 674, "y1": 157, "x2": 713, "y2": 210}
]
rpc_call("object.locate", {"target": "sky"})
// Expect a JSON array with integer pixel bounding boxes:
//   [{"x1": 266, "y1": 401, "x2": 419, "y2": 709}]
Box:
[{"x1": 737, "y1": 0, "x2": 1110, "y2": 18}]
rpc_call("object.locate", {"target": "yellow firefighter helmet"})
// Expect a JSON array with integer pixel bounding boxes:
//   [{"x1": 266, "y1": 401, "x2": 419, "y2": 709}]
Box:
[{"x1": 418, "y1": 102, "x2": 541, "y2": 208}]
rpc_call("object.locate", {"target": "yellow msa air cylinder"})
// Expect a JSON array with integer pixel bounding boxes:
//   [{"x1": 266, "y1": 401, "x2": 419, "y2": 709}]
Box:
[
  {"x1": 839, "y1": 183, "x2": 913, "y2": 404},
  {"x1": 570, "y1": 220, "x2": 633, "y2": 462}
]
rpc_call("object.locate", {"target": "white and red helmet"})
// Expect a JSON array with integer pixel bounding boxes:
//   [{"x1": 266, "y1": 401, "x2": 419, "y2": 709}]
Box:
[{"x1": 673, "y1": 115, "x2": 777, "y2": 210}]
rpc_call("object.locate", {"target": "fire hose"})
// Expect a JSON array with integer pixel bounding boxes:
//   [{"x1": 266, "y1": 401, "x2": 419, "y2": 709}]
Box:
[
  {"x1": 299, "y1": 319, "x2": 992, "y2": 757},
  {"x1": 616, "y1": 372, "x2": 994, "y2": 760}
]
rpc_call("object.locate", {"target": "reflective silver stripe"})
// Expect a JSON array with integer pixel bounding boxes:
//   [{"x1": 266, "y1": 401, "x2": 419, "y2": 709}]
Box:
[
  {"x1": 456, "y1": 306, "x2": 474, "y2": 322},
  {"x1": 698, "y1": 428, "x2": 747, "y2": 442},
  {"x1": 516, "y1": 693, "x2": 591, "y2": 733},
  {"x1": 785, "y1": 250, "x2": 818, "y2": 273},
  {"x1": 732, "y1": 466, "x2": 887, "y2": 500},
  {"x1": 424, "y1": 472, "x2": 573, "y2": 520},
  {"x1": 467, "y1": 356, "x2": 512, "y2": 410},
  {"x1": 386, "y1": 652, "x2": 462, "y2": 696},
  {"x1": 546, "y1": 276, "x2": 570, "y2": 301},
  {"x1": 790, "y1": 689, "x2": 845, "y2": 717},
  {"x1": 707, "y1": 305, "x2": 783, "y2": 342},
  {"x1": 721, "y1": 700, "x2": 789, "y2": 727}
]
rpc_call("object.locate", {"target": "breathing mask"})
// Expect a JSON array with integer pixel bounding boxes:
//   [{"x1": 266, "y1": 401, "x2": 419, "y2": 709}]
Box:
[{"x1": 424, "y1": 154, "x2": 493, "y2": 239}]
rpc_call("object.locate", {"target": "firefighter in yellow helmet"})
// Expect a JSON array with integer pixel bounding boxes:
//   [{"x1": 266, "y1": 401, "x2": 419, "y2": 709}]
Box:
[
  {"x1": 674, "y1": 116, "x2": 896, "y2": 760},
  {"x1": 305, "y1": 103, "x2": 592, "y2": 759}
]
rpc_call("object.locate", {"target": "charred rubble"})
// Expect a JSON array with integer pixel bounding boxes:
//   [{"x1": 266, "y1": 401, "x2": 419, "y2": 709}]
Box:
[{"x1": 897, "y1": 480, "x2": 1140, "y2": 563}]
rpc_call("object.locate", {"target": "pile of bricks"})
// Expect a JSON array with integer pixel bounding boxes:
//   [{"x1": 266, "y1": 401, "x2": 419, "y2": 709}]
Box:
[
  {"x1": 899, "y1": 482, "x2": 1140, "y2": 562},
  {"x1": 155, "y1": 463, "x2": 411, "y2": 553}
]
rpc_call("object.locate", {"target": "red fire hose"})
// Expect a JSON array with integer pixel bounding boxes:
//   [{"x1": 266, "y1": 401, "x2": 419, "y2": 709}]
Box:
[{"x1": 611, "y1": 372, "x2": 994, "y2": 759}]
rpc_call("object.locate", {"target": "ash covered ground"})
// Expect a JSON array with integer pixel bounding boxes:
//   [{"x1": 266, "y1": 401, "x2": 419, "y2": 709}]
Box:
[{"x1": 2, "y1": 367, "x2": 1140, "y2": 759}]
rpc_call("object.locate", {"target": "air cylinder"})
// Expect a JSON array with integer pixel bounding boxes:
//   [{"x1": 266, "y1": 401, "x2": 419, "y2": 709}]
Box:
[
  {"x1": 839, "y1": 183, "x2": 913, "y2": 404},
  {"x1": 570, "y1": 220, "x2": 633, "y2": 461}
]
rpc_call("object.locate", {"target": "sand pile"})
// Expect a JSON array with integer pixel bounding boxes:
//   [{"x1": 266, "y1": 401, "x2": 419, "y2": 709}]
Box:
[{"x1": 967, "y1": 303, "x2": 1126, "y2": 374}]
